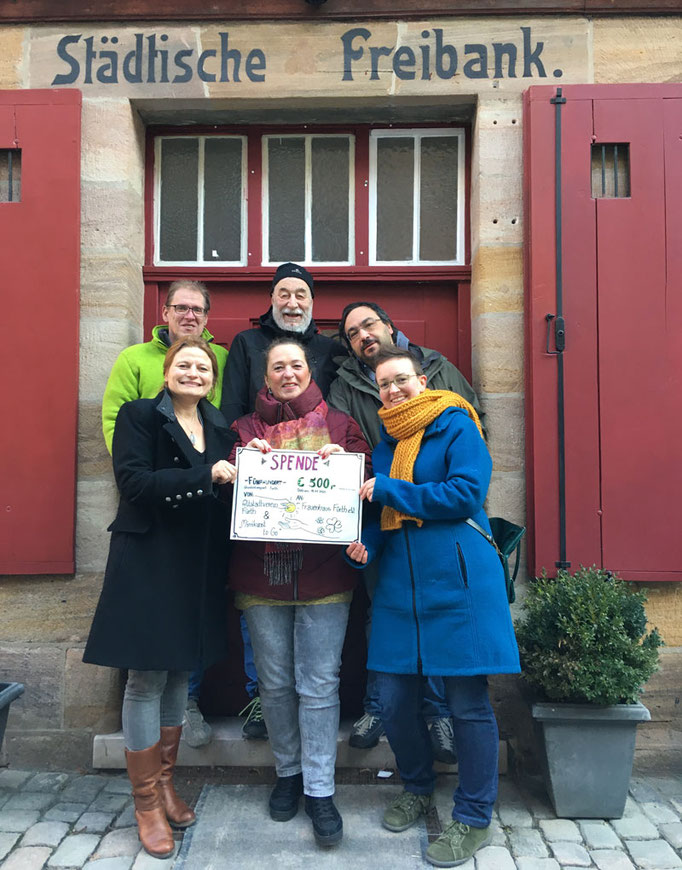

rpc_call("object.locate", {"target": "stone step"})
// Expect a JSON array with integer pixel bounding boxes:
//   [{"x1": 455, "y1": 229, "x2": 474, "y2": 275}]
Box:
[{"x1": 92, "y1": 718, "x2": 508, "y2": 772}]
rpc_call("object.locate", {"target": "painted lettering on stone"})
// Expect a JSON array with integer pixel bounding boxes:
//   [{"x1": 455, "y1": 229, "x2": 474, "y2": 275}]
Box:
[
  {"x1": 51, "y1": 32, "x2": 266, "y2": 86},
  {"x1": 341, "y1": 26, "x2": 561, "y2": 81}
]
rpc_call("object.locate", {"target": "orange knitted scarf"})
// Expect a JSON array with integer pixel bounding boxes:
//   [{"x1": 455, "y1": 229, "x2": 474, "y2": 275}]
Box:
[{"x1": 378, "y1": 390, "x2": 483, "y2": 531}]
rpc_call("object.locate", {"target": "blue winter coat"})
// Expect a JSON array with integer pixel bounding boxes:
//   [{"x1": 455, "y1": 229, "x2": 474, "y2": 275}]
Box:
[{"x1": 358, "y1": 406, "x2": 520, "y2": 677}]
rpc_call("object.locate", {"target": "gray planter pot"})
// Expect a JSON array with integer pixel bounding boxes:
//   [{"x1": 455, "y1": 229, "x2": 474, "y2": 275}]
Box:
[
  {"x1": 531, "y1": 700, "x2": 651, "y2": 819},
  {"x1": 0, "y1": 682, "x2": 24, "y2": 753}
]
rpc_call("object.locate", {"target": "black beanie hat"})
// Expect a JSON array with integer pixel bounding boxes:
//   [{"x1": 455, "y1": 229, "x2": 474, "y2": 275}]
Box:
[{"x1": 271, "y1": 262, "x2": 314, "y2": 297}]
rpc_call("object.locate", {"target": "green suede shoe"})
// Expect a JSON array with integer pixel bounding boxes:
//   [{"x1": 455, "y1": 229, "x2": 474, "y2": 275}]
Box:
[
  {"x1": 426, "y1": 820, "x2": 491, "y2": 866},
  {"x1": 382, "y1": 790, "x2": 433, "y2": 832}
]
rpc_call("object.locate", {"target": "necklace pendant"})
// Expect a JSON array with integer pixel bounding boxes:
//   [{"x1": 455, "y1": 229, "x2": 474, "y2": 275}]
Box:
[{"x1": 189, "y1": 431, "x2": 196, "y2": 446}]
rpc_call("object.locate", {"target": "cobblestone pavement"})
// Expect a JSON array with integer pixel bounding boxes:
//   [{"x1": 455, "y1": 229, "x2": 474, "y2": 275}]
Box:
[{"x1": 0, "y1": 767, "x2": 680, "y2": 869}]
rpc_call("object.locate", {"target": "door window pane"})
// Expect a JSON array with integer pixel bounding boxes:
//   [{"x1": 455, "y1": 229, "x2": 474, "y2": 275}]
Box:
[
  {"x1": 375, "y1": 138, "x2": 414, "y2": 262},
  {"x1": 420, "y1": 137, "x2": 458, "y2": 261},
  {"x1": 311, "y1": 138, "x2": 350, "y2": 262},
  {"x1": 203, "y1": 138, "x2": 244, "y2": 262},
  {"x1": 159, "y1": 138, "x2": 198, "y2": 262},
  {"x1": 267, "y1": 138, "x2": 305, "y2": 263}
]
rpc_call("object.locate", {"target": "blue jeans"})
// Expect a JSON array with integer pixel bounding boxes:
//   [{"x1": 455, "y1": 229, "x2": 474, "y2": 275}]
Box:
[
  {"x1": 123, "y1": 669, "x2": 190, "y2": 752},
  {"x1": 362, "y1": 565, "x2": 449, "y2": 720},
  {"x1": 376, "y1": 672, "x2": 498, "y2": 828},
  {"x1": 244, "y1": 602, "x2": 350, "y2": 797}
]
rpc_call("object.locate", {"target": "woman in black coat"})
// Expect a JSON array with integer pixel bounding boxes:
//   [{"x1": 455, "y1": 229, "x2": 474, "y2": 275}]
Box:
[{"x1": 84, "y1": 336, "x2": 236, "y2": 859}]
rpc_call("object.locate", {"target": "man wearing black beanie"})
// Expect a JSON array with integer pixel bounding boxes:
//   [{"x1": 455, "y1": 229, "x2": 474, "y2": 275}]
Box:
[{"x1": 219, "y1": 262, "x2": 345, "y2": 427}]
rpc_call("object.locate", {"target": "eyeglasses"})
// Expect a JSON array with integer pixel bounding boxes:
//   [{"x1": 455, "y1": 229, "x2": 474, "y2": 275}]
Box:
[
  {"x1": 165, "y1": 304, "x2": 207, "y2": 317},
  {"x1": 377, "y1": 373, "x2": 418, "y2": 391},
  {"x1": 346, "y1": 316, "x2": 383, "y2": 343}
]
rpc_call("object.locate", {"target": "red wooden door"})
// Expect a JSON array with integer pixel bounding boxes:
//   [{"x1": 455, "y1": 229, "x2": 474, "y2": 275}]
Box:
[
  {"x1": 525, "y1": 84, "x2": 682, "y2": 581},
  {"x1": 0, "y1": 90, "x2": 81, "y2": 574}
]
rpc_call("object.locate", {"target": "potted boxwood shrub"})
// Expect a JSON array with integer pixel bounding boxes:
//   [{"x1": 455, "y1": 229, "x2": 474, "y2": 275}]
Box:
[{"x1": 515, "y1": 566, "x2": 663, "y2": 819}]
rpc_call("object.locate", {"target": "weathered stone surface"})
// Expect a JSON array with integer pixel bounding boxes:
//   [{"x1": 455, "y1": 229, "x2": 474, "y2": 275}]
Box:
[
  {"x1": 0, "y1": 810, "x2": 40, "y2": 833},
  {"x1": 481, "y1": 393, "x2": 524, "y2": 473},
  {"x1": 485, "y1": 471, "x2": 525, "y2": 529},
  {"x1": 75, "y1": 811, "x2": 115, "y2": 834},
  {"x1": 0, "y1": 647, "x2": 63, "y2": 729},
  {"x1": 79, "y1": 316, "x2": 144, "y2": 405},
  {"x1": 509, "y1": 827, "x2": 549, "y2": 857},
  {"x1": 471, "y1": 245, "x2": 524, "y2": 318},
  {"x1": 80, "y1": 253, "x2": 144, "y2": 322},
  {"x1": 23, "y1": 773, "x2": 70, "y2": 794},
  {"x1": 0, "y1": 575, "x2": 103, "y2": 643},
  {"x1": 20, "y1": 820, "x2": 69, "y2": 847},
  {"x1": 580, "y1": 821, "x2": 623, "y2": 850},
  {"x1": 640, "y1": 800, "x2": 679, "y2": 824},
  {"x1": 93, "y1": 826, "x2": 142, "y2": 858},
  {"x1": 550, "y1": 841, "x2": 591, "y2": 866},
  {"x1": 498, "y1": 802, "x2": 534, "y2": 829},
  {"x1": 4, "y1": 731, "x2": 94, "y2": 772},
  {"x1": 590, "y1": 854, "x2": 636, "y2": 870},
  {"x1": 75, "y1": 481, "x2": 118, "y2": 573},
  {"x1": 625, "y1": 837, "x2": 682, "y2": 869},
  {"x1": 515, "y1": 858, "x2": 560, "y2": 870},
  {"x1": 84, "y1": 858, "x2": 135, "y2": 870},
  {"x1": 0, "y1": 27, "x2": 25, "y2": 88},
  {"x1": 4, "y1": 793, "x2": 55, "y2": 812},
  {"x1": 64, "y1": 648, "x2": 122, "y2": 731},
  {"x1": 3, "y1": 846, "x2": 53, "y2": 870},
  {"x1": 611, "y1": 814, "x2": 658, "y2": 839},
  {"x1": 593, "y1": 18, "x2": 682, "y2": 84},
  {"x1": 45, "y1": 802, "x2": 89, "y2": 823},
  {"x1": 0, "y1": 831, "x2": 20, "y2": 860},
  {"x1": 48, "y1": 832, "x2": 100, "y2": 866},
  {"x1": 475, "y1": 845, "x2": 515, "y2": 869},
  {"x1": 61, "y1": 776, "x2": 107, "y2": 805},
  {"x1": 81, "y1": 182, "x2": 144, "y2": 257},
  {"x1": 661, "y1": 822, "x2": 682, "y2": 849},
  {"x1": 79, "y1": 401, "x2": 120, "y2": 479},
  {"x1": 640, "y1": 589, "x2": 682, "y2": 647},
  {"x1": 88, "y1": 793, "x2": 129, "y2": 814},
  {"x1": 472, "y1": 312, "x2": 524, "y2": 394},
  {"x1": 81, "y1": 98, "x2": 145, "y2": 192},
  {"x1": 0, "y1": 771, "x2": 32, "y2": 790},
  {"x1": 539, "y1": 819, "x2": 583, "y2": 842}
]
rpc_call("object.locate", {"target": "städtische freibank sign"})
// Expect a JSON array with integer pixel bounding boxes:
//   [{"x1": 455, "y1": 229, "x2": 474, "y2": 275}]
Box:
[{"x1": 28, "y1": 19, "x2": 590, "y2": 97}]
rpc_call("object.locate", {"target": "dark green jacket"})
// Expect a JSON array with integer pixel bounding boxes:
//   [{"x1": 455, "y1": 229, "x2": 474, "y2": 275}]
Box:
[{"x1": 327, "y1": 341, "x2": 484, "y2": 449}]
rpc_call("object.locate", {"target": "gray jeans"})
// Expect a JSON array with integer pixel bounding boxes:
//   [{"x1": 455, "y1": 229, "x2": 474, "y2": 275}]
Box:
[
  {"x1": 122, "y1": 669, "x2": 190, "y2": 752},
  {"x1": 244, "y1": 602, "x2": 350, "y2": 797}
]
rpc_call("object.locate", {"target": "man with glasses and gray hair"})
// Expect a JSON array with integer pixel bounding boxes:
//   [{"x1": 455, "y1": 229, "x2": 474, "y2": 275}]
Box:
[
  {"x1": 328, "y1": 301, "x2": 483, "y2": 763},
  {"x1": 101, "y1": 280, "x2": 229, "y2": 749}
]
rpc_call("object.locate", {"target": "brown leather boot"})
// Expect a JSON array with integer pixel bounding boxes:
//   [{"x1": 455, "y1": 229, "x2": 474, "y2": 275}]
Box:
[
  {"x1": 125, "y1": 742, "x2": 175, "y2": 858},
  {"x1": 159, "y1": 725, "x2": 196, "y2": 828}
]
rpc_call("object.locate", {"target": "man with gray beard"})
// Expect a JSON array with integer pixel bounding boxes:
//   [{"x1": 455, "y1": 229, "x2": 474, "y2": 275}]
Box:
[{"x1": 219, "y1": 262, "x2": 345, "y2": 426}]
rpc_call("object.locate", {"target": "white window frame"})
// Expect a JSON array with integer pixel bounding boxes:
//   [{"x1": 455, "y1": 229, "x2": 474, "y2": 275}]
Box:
[
  {"x1": 261, "y1": 133, "x2": 355, "y2": 267},
  {"x1": 368, "y1": 128, "x2": 466, "y2": 267},
  {"x1": 154, "y1": 135, "x2": 248, "y2": 266}
]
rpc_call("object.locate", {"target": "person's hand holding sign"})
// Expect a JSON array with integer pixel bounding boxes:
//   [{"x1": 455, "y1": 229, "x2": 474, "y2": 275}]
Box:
[
  {"x1": 245, "y1": 437, "x2": 272, "y2": 454},
  {"x1": 317, "y1": 444, "x2": 346, "y2": 459},
  {"x1": 346, "y1": 541, "x2": 368, "y2": 564},
  {"x1": 358, "y1": 477, "x2": 376, "y2": 502}
]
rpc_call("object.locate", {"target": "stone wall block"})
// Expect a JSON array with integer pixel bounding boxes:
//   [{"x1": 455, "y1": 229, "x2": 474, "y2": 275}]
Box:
[
  {"x1": 640, "y1": 584, "x2": 682, "y2": 647},
  {"x1": 0, "y1": 575, "x2": 103, "y2": 644},
  {"x1": 79, "y1": 401, "x2": 113, "y2": 479},
  {"x1": 81, "y1": 182, "x2": 145, "y2": 258},
  {"x1": 76, "y1": 480, "x2": 118, "y2": 573},
  {"x1": 486, "y1": 471, "x2": 525, "y2": 528},
  {"x1": 64, "y1": 649, "x2": 122, "y2": 731},
  {"x1": 0, "y1": 27, "x2": 26, "y2": 88},
  {"x1": 0, "y1": 647, "x2": 63, "y2": 729},
  {"x1": 471, "y1": 244, "x2": 524, "y2": 317},
  {"x1": 79, "y1": 317, "x2": 143, "y2": 404},
  {"x1": 80, "y1": 254, "x2": 144, "y2": 322},
  {"x1": 472, "y1": 312, "x2": 524, "y2": 394},
  {"x1": 482, "y1": 393, "x2": 525, "y2": 473},
  {"x1": 81, "y1": 98, "x2": 145, "y2": 191},
  {"x1": 473, "y1": 172, "x2": 524, "y2": 247},
  {"x1": 594, "y1": 18, "x2": 682, "y2": 83}
]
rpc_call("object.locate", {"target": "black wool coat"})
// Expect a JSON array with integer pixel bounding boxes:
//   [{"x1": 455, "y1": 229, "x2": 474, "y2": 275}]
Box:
[{"x1": 83, "y1": 390, "x2": 235, "y2": 671}]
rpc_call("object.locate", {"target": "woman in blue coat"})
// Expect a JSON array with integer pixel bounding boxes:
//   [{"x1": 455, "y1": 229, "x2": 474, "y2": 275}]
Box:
[{"x1": 346, "y1": 346, "x2": 519, "y2": 868}]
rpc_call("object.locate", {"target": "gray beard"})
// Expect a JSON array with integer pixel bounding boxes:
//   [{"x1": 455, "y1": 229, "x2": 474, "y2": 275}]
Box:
[{"x1": 272, "y1": 307, "x2": 313, "y2": 334}]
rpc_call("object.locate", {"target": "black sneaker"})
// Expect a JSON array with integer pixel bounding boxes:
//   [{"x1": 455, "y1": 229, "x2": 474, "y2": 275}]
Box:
[
  {"x1": 305, "y1": 795, "x2": 343, "y2": 847},
  {"x1": 269, "y1": 772, "x2": 303, "y2": 821},
  {"x1": 348, "y1": 712, "x2": 384, "y2": 749},
  {"x1": 429, "y1": 717, "x2": 457, "y2": 765},
  {"x1": 240, "y1": 696, "x2": 268, "y2": 740}
]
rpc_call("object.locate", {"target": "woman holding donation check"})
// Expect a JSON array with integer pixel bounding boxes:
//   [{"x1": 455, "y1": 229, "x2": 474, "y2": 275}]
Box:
[
  {"x1": 228, "y1": 336, "x2": 371, "y2": 848},
  {"x1": 346, "y1": 345, "x2": 520, "y2": 868}
]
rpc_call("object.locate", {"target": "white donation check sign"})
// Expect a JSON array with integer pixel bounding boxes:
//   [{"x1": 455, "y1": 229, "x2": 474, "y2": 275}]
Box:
[{"x1": 231, "y1": 448, "x2": 365, "y2": 545}]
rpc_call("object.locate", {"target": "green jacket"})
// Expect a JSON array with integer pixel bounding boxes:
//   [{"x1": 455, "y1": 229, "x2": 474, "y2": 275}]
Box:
[
  {"x1": 327, "y1": 341, "x2": 484, "y2": 449},
  {"x1": 102, "y1": 325, "x2": 228, "y2": 454}
]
